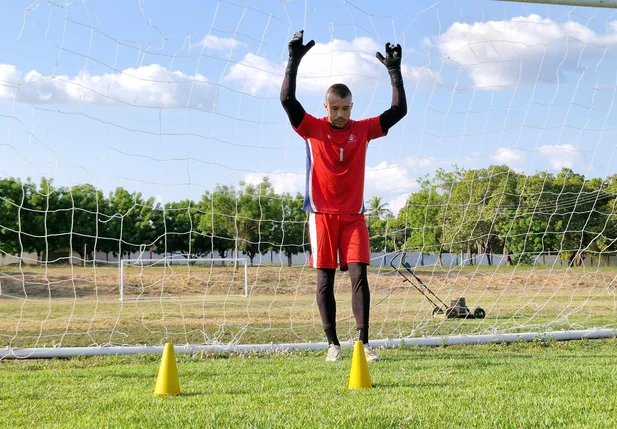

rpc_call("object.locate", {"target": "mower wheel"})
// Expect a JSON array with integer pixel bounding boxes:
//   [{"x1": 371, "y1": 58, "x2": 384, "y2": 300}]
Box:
[
  {"x1": 445, "y1": 307, "x2": 457, "y2": 318},
  {"x1": 473, "y1": 307, "x2": 486, "y2": 319}
]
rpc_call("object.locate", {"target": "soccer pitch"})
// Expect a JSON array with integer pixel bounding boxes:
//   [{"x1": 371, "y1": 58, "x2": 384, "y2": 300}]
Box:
[
  {"x1": 2, "y1": 265, "x2": 615, "y2": 426},
  {"x1": 1, "y1": 339, "x2": 616, "y2": 428},
  {"x1": 3, "y1": 0, "x2": 617, "y2": 425}
]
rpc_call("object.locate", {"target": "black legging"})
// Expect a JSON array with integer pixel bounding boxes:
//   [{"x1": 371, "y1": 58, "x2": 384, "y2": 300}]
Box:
[{"x1": 316, "y1": 263, "x2": 370, "y2": 334}]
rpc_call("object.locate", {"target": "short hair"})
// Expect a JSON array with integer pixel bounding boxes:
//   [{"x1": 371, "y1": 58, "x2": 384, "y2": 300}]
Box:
[{"x1": 326, "y1": 83, "x2": 352, "y2": 100}]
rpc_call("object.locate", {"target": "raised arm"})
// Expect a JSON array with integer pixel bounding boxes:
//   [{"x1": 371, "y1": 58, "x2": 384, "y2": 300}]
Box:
[
  {"x1": 376, "y1": 43, "x2": 408, "y2": 134},
  {"x1": 280, "y1": 30, "x2": 315, "y2": 129}
]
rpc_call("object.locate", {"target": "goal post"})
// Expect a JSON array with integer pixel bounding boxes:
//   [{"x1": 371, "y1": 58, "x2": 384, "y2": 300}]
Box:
[
  {"x1": 2, "y1": 0, "x2": 617, "y2": 358},
  {"x1": 494, "y1": 0, "x2": 617, "y2": 7},
  {"x1": 119, "y1": 258, "x2": 249, "y2": 301}
]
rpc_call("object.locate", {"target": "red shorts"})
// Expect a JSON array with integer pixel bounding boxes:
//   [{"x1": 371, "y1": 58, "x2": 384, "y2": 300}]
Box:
[{"x1": 308, "y1": 212, "x2": 370, "y2": 271}]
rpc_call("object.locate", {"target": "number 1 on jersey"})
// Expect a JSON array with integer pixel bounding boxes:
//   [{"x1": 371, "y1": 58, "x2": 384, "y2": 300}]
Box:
[{"x1": 340, "y1": 148, "x2": 343, "y2": 162}]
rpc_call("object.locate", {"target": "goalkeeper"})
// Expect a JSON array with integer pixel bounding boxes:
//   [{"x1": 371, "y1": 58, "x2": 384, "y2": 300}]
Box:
[{"x1": 280, "y1": 30, "x2": 407, "y2": 362}]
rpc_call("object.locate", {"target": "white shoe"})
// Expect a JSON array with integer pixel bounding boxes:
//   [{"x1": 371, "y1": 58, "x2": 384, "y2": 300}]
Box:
[
  {"x1": 326, "y1": 344, "x2": 342, "y2": 362},
  {"x1": 364, "y1": 345, "x2": 381, "y2": 362}
]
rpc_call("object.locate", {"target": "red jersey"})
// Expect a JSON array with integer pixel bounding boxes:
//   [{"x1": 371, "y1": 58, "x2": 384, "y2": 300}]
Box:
[{"x1": 294, "y1": 114, "x2": 386, "y2": 214}]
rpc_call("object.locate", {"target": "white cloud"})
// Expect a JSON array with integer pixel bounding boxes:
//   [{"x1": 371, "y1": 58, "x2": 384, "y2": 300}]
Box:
[
  {"x1": 537, "y1": 144, "x2": 580, "y2": 170},
  {"x1": 435, "y1": 14, "x2": 617, "y2": 88},
  {"x1": 243, "y1": 171, "x2": 305, "y2": 195},
  {"x1": 225, "y1": 53, "x2": 283, "y2": 96},
  {"x1": 225, "y1": 37, "x2": 440, "y2": 95},
  {"x1": 243, "y1": 162, "x2": 422, "y2": 205},
  {"x1": 491, "y1": 148, "x2": 525, "y2": 165},
  {"x1": 365, "y1": 160, "x2": 420, "y2": 195},
  {"x1": 193, "y1": 35, "x2": 246, "y2": 52},
  {"x1": 0, "y1": 63, "x2": 216, "y2": 108},
  {"x1": 388, "y1": 193, "x2": 411, "y2": 217},
  {"x1": 400, "y1": 156, "x2": 439, "y2": 171}
]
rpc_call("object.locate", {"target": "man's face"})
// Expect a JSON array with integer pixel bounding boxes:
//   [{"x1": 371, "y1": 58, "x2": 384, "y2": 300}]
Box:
[{"x1": 325, "y1": 92, "x2": 353, "y2": 129}]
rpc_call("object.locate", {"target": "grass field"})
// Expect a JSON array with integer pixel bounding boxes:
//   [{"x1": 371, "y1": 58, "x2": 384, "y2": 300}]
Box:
[
  {"x1": 1, "y1": 264, "x2": 616, "y2": 348},
  {"x1": 1, "y1": 339, "x2": 617, "y2": 428},
  {"x1": 1, "y1": 265, "x2": 616, "y2": 427}
]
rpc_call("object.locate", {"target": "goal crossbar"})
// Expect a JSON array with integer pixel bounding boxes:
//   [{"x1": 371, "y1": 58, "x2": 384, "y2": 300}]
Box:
[{"x1": 494, "y1": 0, "x2": 617, "y2": 8}]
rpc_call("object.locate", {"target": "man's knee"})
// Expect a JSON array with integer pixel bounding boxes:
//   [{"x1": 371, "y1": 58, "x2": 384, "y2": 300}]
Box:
[
  {"x1": 316, "y1": 268, "x2": 336, "y2": 292},
  {"x1": 348, "y1": 262, "x2": 368, "y2": 281}
]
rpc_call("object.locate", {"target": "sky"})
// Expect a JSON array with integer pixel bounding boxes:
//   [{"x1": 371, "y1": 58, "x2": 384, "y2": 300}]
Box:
[{"x1": 2, "y1": 0, "x2": 617, "y2": 215}]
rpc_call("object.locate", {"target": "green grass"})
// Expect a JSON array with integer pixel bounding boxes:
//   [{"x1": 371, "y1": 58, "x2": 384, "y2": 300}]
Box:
[{"x1": 2, "y1": 339, "x2": 617, "y2": 428}]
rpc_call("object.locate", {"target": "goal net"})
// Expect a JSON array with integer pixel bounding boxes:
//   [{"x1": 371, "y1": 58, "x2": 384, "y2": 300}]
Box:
[
  {"x1": 1, "y1": 0, "x2": 617, "y2": 357},
  {"x1": 119, "y1": 258, "x2": 249, "y2": 301}
]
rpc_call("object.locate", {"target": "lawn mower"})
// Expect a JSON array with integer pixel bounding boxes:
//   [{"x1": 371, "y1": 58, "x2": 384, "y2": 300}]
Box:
[{"x1": 389, "y1": 252, "x2": 486, "y2": 319}]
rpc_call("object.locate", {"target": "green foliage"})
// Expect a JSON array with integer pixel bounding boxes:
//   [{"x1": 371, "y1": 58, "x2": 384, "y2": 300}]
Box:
[
  {"x1": 367, "y1": 217, "x2": 401, "y2": 252},
  {"x1": 2, "y1": 165, "x2": 617, "y2": 264},
  {"x1": 594, "y1": 174, "x2": 617, "y2": 256},
  {"x1": 398, "y1": 177, "x2": 445, "y2": 254},
  {"x1": 365, "y1": 196, "x2": 392, "y2": 220},
  {"x1": 272, "y1": 192, "x2": 308, "y2": 265},
  {"x1": 103, "y1": 187, "x2": 157, "y2": 258},
  {"x1": 0, "y1": 177, "x2": 25, "y2": 256},
  {"x1": 158, "y1": 200, "x2": 209, "y2": 258},
  {"x1": 58, "y1": 184, "x2": 107, "y2": 259},
  {"x1": 396, "y1": 166, "x2": 617, "y2": 265},
  {"x1": 438, "y1": 165, "x2": 519, "y2": 263},
  {"x1": 365, "y1": 196, "x2": 402, "y2": 252},
  {"x1": 236, "y1": 178, "x2": 280, "y2": 263},
  {"x1": 199, "y1": 185, "x2": 237, "y2": 259}
]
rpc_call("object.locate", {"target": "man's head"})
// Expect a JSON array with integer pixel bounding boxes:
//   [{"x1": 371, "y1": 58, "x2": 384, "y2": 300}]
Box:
[{"x1": 324, "y1": 83, "x2": 352, "y2": 129}]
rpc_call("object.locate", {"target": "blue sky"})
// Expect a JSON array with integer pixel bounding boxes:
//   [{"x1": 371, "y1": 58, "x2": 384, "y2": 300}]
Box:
[{"x1": 2, "y1": 0, "x2": 617, "y2": 214}]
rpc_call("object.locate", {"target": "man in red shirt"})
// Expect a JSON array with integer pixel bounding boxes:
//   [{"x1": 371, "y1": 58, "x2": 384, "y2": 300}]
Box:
[{"x1": 281, "y1": 31, "x2": 407, "y2": 362}]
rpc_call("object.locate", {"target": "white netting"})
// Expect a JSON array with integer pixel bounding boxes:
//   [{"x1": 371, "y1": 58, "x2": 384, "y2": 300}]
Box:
[{"x1": 1, "y1": 0, "x2": 616, "y2": 354}]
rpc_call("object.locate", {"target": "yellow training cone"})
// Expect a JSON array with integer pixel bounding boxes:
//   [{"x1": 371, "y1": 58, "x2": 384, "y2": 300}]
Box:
[
  {"x1": 348, "y1": 340, "x2": 372, "y2": 389},
  {"x1": 154, "y1": 343, "x2": 181, "y2": 396}
]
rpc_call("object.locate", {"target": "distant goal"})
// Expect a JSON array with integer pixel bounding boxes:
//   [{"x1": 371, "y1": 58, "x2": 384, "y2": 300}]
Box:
[{"x1": 119, "y1": 258, "x2": 249, "y2": 301}]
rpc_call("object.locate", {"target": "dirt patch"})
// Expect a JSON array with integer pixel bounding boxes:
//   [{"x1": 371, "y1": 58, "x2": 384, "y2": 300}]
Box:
[{"x1": 1, "y1": 265, "x2": 615, "y2": 300}]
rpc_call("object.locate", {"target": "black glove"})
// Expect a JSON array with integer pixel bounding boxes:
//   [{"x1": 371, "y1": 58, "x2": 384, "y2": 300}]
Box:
[
  {"x1": 376, "y1": 43, "x2": 403, "y2": 87},
  {"x1": 286, "y1": 30, "x2": 315, "y2": 74}
]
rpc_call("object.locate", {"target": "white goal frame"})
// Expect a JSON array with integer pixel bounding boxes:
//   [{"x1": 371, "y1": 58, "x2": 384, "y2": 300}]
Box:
[
  {"x1": 495, "y1": 0, "x2": 617, "y2": 7},
  {"x1": 3, "y1": 0, "x2": 617, "y2": 360},
  {"x1": 119, "y1": 257, "x2": 249, "y2": 301}
]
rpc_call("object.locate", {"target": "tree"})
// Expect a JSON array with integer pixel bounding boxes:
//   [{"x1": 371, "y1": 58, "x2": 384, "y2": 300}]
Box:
[
  {"x1": 500, "y1": 171, "x2": 561, "y2": 264},
  {"x1": 236, "y1": 178, "x2": 280, "y2": 265},
  {"x1": 22, "y1": 179, "x2": 66, "y2": 261},
  {"x1": 399, "y1": 177, "x2": 445, "y2": 265},
  {"x1": 552, "y1": 169, "x2": 605, "y2": 266},
  {"x1": 433, "y1": 167, "x2": 465, "y2": 257},
  {"x1": 480, "y1": 166, "x2": 520, "y2": 266},
  {"x1": 96, "y1": 192, "x2": 117, "y2": 261},
  {"x1": 2, "y1": 166, "x2": 615, "y2": 270},
  {"x1": 440, "y1": 166, "x2": 520, "y2": 265},
  {"x1": 105, "y1": 188, "x2": 155, "y2": 259},
  {"x1": 158, "y1": 200, "x2": 208, "y2": 258},
  {"x1": 591, "y1": 174, "x2": 617, "y2": 263},
  {"x1": 437, "y1": 167, "x2": 480, "y2": 264},
  {"x1": 365, "y1": 196, "x2": 392, "y2": 221},
  {"x1": 271, "y1": 192, "x2": 308, "y2": 266},
  {"x1": 57, "y1": 184, "x2": 106, "y2": 261},
  {"x1": 198, "y1": 185, "x2": 236, "y2": 260},
  {"x1": 0, "y1": 178, "x2": 25, "y2": 257}
]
